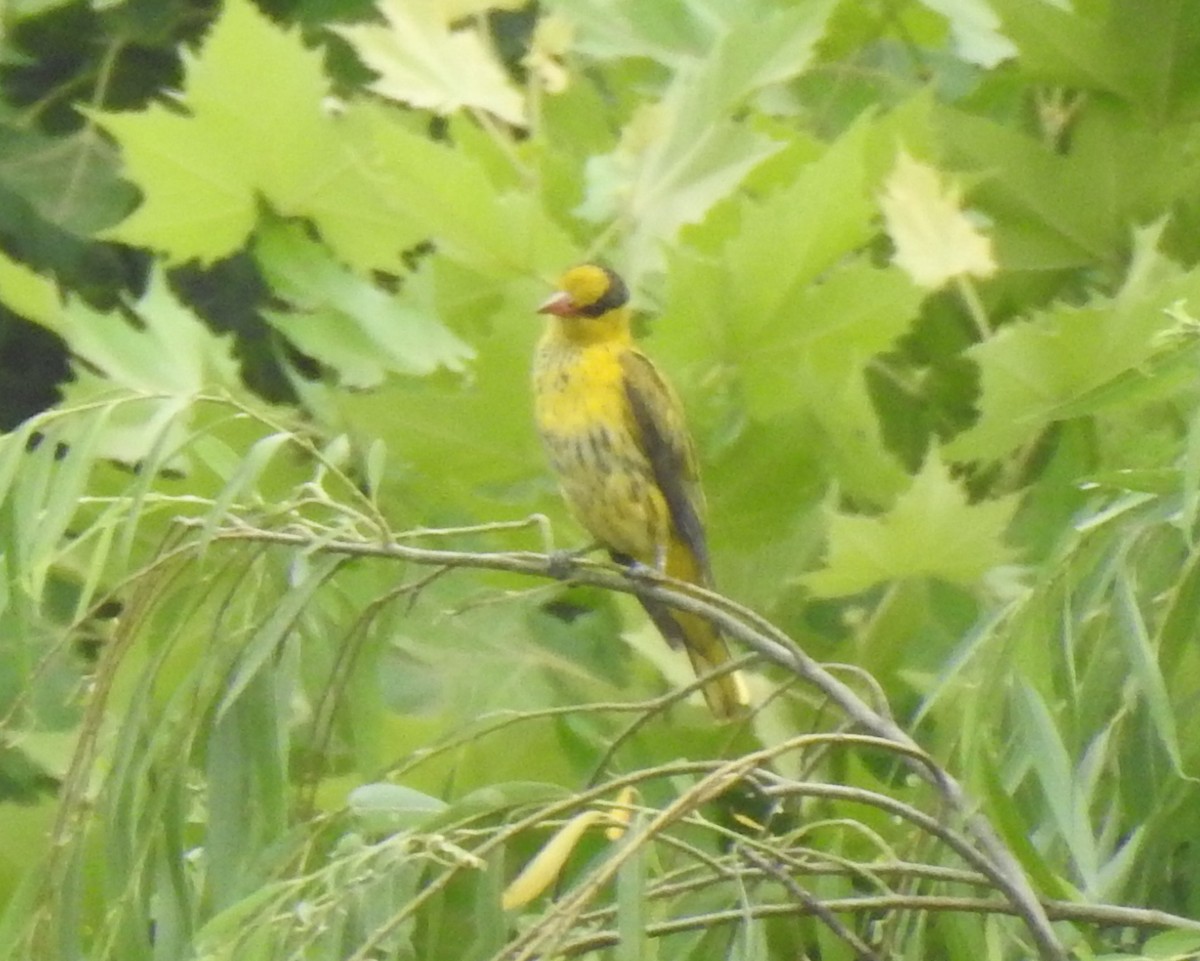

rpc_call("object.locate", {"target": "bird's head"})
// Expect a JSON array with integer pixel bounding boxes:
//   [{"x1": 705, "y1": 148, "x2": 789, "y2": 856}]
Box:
[{"x1": 537, "y1": 264, "x2": 629, "y2": 319}]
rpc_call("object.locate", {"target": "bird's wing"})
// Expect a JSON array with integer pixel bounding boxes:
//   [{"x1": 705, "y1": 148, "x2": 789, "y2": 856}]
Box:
[{"x1": 620, "y1": 349, "x2": 712, "y2": 582}]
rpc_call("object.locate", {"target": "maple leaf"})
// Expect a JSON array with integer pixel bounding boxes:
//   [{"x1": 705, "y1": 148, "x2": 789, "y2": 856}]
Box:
[
  {"x1": 804, "y1": 456, "x2": 1018, "y2": 597},
  {"x1": 880, "y1": 150, "x2": 997, "y2": 290},
  {"x1": 335, "y1": 0, "x2": 525, "y2": 126},
  {"x1": 96, "y1": 0, "x2": 422, "y2": 268}
]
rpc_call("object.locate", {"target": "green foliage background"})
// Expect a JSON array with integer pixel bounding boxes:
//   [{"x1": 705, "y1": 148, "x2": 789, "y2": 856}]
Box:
[{"x1": 2, "y1": 0, "x2": 1200, "y2": 958}]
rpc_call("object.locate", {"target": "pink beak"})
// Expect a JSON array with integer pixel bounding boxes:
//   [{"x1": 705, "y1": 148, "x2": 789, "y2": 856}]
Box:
[{"x1": 537, "y1": 291, "x2": 576, "y2": 316}]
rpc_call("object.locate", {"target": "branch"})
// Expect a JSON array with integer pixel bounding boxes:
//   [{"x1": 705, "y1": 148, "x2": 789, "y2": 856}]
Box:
[
  {"x1": 189, "y1": 521, "x2": 1066, "y2": 961},
  {"x1": 555, "y1": 893, "x2": 1200, "y2": 957}
]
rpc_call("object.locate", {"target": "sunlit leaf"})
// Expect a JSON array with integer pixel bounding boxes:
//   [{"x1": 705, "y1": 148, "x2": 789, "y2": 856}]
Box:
[
  {"x1": 335, "y1": 0, "x2": 526, "y2": 125},
  {"x1": 96, "y1": 0, "x2": 422, "y2": 268},
  {"x1": 880, "y1": 150, "x2": 997, "y2": 290},
  {"x1": 918, "y1": 0, "x2": 1017, "y2": 67}
]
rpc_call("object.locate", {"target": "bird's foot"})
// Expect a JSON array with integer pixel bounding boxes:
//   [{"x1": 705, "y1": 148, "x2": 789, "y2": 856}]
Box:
[{"x1": 622, "y1": 559, "x2": 662, "y2": 581}]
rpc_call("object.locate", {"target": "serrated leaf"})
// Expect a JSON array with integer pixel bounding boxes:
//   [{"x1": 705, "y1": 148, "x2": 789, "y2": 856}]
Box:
[
  {"x1": 655, "y1": 118, "x2": 917, "y2": 503},
  {"x1": 742, "y1": 259, "x2": 921, "y2": 501},
  {"x1": 918, "y1": 0, "x2": 1017, "y2": 67},
  {"x1": 183, "y1": 0, "x2": 333, "y2": 198},
  {"x1": 991, "y1": 0, "x2": 1126, "y2": 92},
  {"x1": 255, "y1": 223, "x2": 474, "y2": 388},
  {"x1": 947, "y1": 227, "x2": 1200, "y2": 460},
  {"x1": 47, "y1": 268, "x2": 239, "y2": 395},
  {"x1": 0, "y1": 124, "x2": 136, "y2": 237},
  {"x1": 995, "y1": 0, "x2": 1200, "y2": 121},
  {"x1": 326, "y1": 276, "x2": 541, "y2": 512},
  {"x1": 358, "y1": 104, "x2": 575, "y2": 277},
  {"x1": 938, "y1": 106, "x2": 1111, "y2": 270},
  {"x1": 97, "y1": 103, "x2": 259, "y2": 262},
  {"x1": 724, "y1": 117, "x2": 879, "y2": 330},
  {"x1": 880, "y1": 150, "x2": 997, "y2": 290},
  {"x1": 804, "y1": 455, "x2": 1017, "y2": 596},
  {"x1": 96, "y1": 0, "x2": 423, "y2": 268},
  {"x1": 577, "y1": 0, "x2": 838, "y2": 275},
  {"x1": 551, "y1": 0, "x2": 725, "y2": 66},
  {"x1": 335, "y1": 0, "x2": 525, "y2": 125},
  {"x1": 30, "y1": 268, "x2": 241, "y2": 462}
]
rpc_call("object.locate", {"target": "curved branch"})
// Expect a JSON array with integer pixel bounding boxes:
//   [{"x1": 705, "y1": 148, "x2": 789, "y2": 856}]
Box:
[{"x1": 190, "y1": 522, "x2": 1065, "y2": 959}]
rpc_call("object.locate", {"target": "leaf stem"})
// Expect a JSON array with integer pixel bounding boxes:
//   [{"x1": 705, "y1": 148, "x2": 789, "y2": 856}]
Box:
[{"x1": 955, "y1": 274, "x2": 992, "y2": 340}]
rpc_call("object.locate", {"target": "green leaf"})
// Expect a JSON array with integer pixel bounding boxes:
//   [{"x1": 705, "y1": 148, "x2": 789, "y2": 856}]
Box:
[
  {"x1": 577, "y1": 0, "x2": 838, "y2": 274},
  {"x1": 1114, "y1": 570, "x2": 1190, "y2": 779},
  {"x1": 32, "y1": 268, "x2": 241, "y2": 462},
  {"x1": 659, "y1": 118, "x2": 921, "y2": 503},
  {"x1": 918, "y1": 0, "x2": 1017, "y2": 67},
  {"x1": 0, "y1": 249, "x2": 58, "y2": 324},
  {"x1": 991, "y1": 0, "x2": 1124, "y2": 92},
  {"x1": 326, "y1": 281, "x2": 543, "y2": 516},
  {"x1": 995, "y1": 0, "x2": 1200, "y2": 121},
  {"x1": 1108, "y1": 0, "x2": 1200, "y2": 121},
  {"x1": 96, "y1": 101, "x2": 258, "y2": 263},
  {"x1": 938, "y1": 106, "x2": 1113, "y2": 270},
  {"x1": 96, "y1": 0, "x2": 423, "y2": 268},
  {"x1": 977, "y1": 745, "x2": 1075, "y2": 899},
  {"x1": 947, "y1": 226, "x2": 1200, "y2": 460},
  {"x1": 615, "y1": 816, "x2": 649, "y2": 961},
  {"x1": 722, "y1": 117, "x2": 879, "y2": 330},
  {"x1": 216, "y1": 552, "x2": 344, "y2": 719},
  {"x1": 358, "y1": 103, "x2": 576, "y2": 277},
  {"x1": 255, "y1": 223, "x2": 475, "y2": 388},
  {"x1": 348, "y1": 782, "x2": 448, "y2": 833},
  {"x1": 334, "y1": 0, "x2": 525, "y2": 125},
  {"x1": 1012, "y1": 678, "x2": 1099, "y2": 888},
  {"x1": 741, "y1": 259, "x2": 921, "y2": 475},
  {"x1": 804, "y1": 455, "x2": 1018, "y2": 597},
  {"x1": 0, "y1": 125, "x2": 136, "y2": 237},
  {"x1": 1142, "y1": 928, "x2": 1200, "y2": 959}
]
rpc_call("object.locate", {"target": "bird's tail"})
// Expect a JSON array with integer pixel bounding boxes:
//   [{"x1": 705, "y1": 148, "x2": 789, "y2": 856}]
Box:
[{"x1": 637, "y1": 539, "x2": 750, "y2": 720}]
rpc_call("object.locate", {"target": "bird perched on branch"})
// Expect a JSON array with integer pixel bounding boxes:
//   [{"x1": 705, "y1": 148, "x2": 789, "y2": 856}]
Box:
[{"x1": 532, "y1": 263, "x2": 749, "y2": 719}]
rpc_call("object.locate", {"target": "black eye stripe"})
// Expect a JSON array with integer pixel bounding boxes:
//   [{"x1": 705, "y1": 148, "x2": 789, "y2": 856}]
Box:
[{"x1": 576, "y1": 267, "x2": 629, "y2": 317}]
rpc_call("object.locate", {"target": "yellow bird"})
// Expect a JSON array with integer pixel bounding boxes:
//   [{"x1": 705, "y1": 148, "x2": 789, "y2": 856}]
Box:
[{"x1": 532, "y1": 264, "x2": 749, "y2": 719}]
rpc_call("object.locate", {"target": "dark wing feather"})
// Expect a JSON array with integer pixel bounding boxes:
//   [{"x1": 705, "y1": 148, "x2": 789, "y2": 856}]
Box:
[{"x1": 620, "y1": 350, "x2": 712, "y2": 582}]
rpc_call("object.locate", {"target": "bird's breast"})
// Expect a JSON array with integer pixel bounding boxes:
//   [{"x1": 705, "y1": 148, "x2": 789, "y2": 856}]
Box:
[{"x1": 533, "y1": 336, "x2": 663, "y2": 560}]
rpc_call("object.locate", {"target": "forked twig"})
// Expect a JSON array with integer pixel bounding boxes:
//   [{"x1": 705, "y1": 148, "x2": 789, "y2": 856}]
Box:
[{"x1": 186, "y1": 522, "x2": 1067, "y2": 961}]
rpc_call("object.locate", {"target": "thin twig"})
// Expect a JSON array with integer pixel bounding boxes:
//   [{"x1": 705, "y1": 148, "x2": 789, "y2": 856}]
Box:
[
  {"x1": 181, "y1": 521, "x2": 1066, "y2": 961},
  {"x1": 741, "y1": 846, "x2": 885, "y2": 961},
  {"x1": 555, "y1": 893, "x2": 1200, "y2": 957}
]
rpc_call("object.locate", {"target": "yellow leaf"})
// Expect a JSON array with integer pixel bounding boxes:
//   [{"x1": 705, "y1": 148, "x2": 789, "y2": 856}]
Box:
[
  {"x1": 502, "y1": 811, "x2": 602, "y2": 910},
  {"x1": 880, "y1": 150, "x2": 996, "y2": 289},
  {"x1": 604, "y1": 786, "x2": 638, "y2": 841}
]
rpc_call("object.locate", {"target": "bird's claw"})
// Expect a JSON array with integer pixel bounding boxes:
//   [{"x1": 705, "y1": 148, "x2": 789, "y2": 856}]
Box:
[{"x1": 623, "y1": 559, "x2": 661, "y2": 581}]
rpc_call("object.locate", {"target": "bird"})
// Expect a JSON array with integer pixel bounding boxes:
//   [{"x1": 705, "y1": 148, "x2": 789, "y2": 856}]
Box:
[{"x1": 532, "y1": 263, "x2": 749, "y2": 719}]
